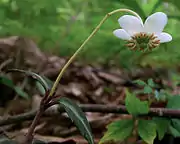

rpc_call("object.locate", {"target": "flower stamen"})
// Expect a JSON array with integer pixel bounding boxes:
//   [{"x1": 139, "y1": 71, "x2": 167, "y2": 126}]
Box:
[{"x1": 126, "y1": 32, "x2": 160, "y2": 52}]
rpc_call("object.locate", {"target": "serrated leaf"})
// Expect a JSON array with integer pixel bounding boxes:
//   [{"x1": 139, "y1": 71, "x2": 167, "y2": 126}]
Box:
[
  {"x1": 133, "y1": 79, "x2": 146, "y2": 86},
  {"x1": 171, "y1": 119, "x2": 180, "y2": 135},
  {"x1": 99, "y1": 119, "x2": 134, "y2": 144},
  {"x1": 58, "y1": 97, "x2": 94, "y2": 144},
  {"x1": 167, "y1": 95, "x2": 180, "y2": 109},
  {"x1": 7, "y1": 69, "x2": 50, "y2": 92},
  {"x1": 147, "y1": 78, "x2": 155, "y2": 87},
  {"x1": 138, "y1": 120, "x2": 156, "y2": 144},
  {"x1": 153, "y1": 117, "x2": 170, "y2": 140},
  {"x1": 125, "y1": 90, "x2": 149, "y2": 116},
  {"x1": 144, "y1": 86, "x2": 153, "y2": 94},
  {"x1": 169, "y1": 125, "x2": 180, "y2": 137}
]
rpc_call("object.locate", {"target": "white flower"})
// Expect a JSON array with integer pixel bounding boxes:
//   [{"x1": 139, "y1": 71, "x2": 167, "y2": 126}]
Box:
[{"x1": 113, "y1": 12, "x2": 172, "y2": 51}]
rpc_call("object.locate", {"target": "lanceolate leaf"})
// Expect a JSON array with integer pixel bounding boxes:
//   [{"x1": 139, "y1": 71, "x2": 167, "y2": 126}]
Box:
[
  {"x1": 0, "y1": 76, "x2": 14, "y2": 88},
  {"x1": 36, "y1": 76, "x2": 53, "y2": 95},
  {"x1": 99, "y1": 119, "x2": 134, "y2": 144},
  {"x1": 58, "y1": 97, "x2": 94, "y2": 144},
  {"x1": 14, "y1": 86, "x2": 29, "y2": 99},
  {"x1": 7, "y1": 69, "x2": 50, "y2": 92},
  {"x1": 0, "y1": 76, "x2": 29, "y2": 99}
]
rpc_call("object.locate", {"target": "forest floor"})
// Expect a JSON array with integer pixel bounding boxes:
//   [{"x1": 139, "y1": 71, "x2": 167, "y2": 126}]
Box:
[{"x1": 0, "y1": 36, "x2": 178, "y2": 144}]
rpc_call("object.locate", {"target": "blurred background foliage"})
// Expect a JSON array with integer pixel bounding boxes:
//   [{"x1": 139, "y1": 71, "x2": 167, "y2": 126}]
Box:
[{"x1": 0, "y1": 0, "x2": 179, "y2": 69}]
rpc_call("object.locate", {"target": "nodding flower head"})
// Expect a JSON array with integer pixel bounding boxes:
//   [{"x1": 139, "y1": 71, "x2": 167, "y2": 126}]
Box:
[{"x1": 113, "y1": 12, "x2": 172, "y2": 52}]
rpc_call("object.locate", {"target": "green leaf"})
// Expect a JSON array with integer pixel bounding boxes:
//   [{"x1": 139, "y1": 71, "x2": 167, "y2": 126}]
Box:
[
  {"x1": 154, "y1": 90, "x2": 168, "y2": 101},
  {"x1": 33, "y1": 139, "x2": 47, "y2": 144},
  {"x1": 0, "y1": 76, "x2": 14, "y2": 88},
  {"x1": 99, "y1": 119, "x2": 134, "y2": 144},
  {"x1": 125, "y1": 90, "x2": 149, "y2": 116},
  {"x1": 58, "y1": 97, "x2": 94, "y2": 144},
  {"x1": 165, "y1": 0, "x2": 180, "y2": 11},
  {"x1": 133, "y1": 79, "x2": 146, "y2": 86},
  {"x1": 41, "y1": 75, "x2": 53, "y2": 88},
  {"x1": 167, "y1": 95, "x2": 180, "y2": 109},
  {"x1": 143, "y1": 86, "x2": 153, "y2": 94},
  {"x1": 147, "y1": 78, "x2": 155, "y2": 88},
  {"x1": 150, "y1": 0, "x2": 163, "y2": 14},
  {"x1": 119, "y1": 0, "x2": 146, "y2": 19},
  {"x1": 154, "y1": 90, "x2": 160, "y2": 100},
  {"x1": 36, "y1": 76, "x2": 53, "y2": 95},
  {"x1": 138, "y1": 120, "x2": 156, "y2": 144},
  {"x1": 169, "y1": 125, "x2": 180, "y2": 137},
  {"x1": 7, "y1": 69, "x2": 50, "y2": 92},
  {"x1": 153, "y1": 117, "x2": 170, "y2": 140},
  {"x1": 0, "y1": 76, "x2": 29, "y2": 99},
  {"x1": 168, "y1": 15, "x2": 180, "y2": 21},
  {"x1": 36, "y1": 81, "x2": 46, "y2": 95},
  {"x1": 14, "y1": 86, "x2": 29, "y2": 99},
  {"x1": 170, "y1": 119, "x2": 180, "y2": 136},
  {"x1": 0, "y1": 136, "x2": 17, "y2": 144}
]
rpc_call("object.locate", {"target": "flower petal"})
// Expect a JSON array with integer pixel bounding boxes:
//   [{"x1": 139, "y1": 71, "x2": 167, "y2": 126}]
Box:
[
  {"x1": 156, "y1": 32, "x2": 172, "y2": 43},
  {"x1": 113, "y1": 29, "x2": 131, "y2": 40},
  {"x1": 118, "y1": 15, "x2": 143, "y2": 36},
  {"x1": 144, "y1": 12, "x2": 167, "y2": 33}
]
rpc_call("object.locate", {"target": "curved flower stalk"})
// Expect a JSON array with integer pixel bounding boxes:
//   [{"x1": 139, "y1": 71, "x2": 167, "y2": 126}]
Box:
[
  {"x1": 113, "y1": 12, "x2": 172, "y2": 51},
  {"x1": 48, "y1": 9, "x2": 141, "y2": 97}
]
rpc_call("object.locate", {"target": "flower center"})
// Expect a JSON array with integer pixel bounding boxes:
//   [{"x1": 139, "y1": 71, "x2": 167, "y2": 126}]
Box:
[{"x1": 126, "y1": 33, "x2": 160, "y2": 52}]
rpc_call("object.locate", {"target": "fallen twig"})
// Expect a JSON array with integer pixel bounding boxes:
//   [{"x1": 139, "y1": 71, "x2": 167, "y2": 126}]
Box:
[{"x1": 0, "y1": 104, "x2": 180, "y2": 126}]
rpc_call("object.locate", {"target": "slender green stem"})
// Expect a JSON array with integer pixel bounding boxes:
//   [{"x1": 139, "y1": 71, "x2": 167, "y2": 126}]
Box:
[{"x1": 49, "y1": 9, "x2": 140, "y2": 97}]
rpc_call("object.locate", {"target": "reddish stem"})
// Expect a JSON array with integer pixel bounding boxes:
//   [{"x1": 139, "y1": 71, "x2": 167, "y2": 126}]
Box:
[
  {"x1": 23, "y1": 108, "x2": 43, "y2": 144},
  {"x1": 23, "y1": 91, "x2": 52, "y2": 144}
]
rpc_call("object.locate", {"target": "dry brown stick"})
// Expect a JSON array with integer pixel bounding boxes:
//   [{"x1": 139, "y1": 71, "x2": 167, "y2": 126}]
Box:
[
  {"x1": 0, "y1": 58, "x2": 13, "y2": 72},
  {"x1": 0, "y1": 104, "x2": 180, "y2": 127}
]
